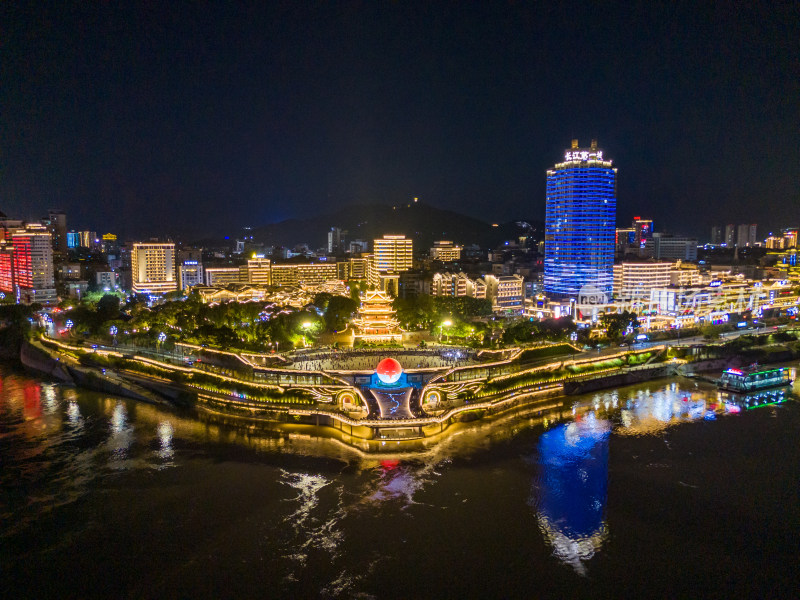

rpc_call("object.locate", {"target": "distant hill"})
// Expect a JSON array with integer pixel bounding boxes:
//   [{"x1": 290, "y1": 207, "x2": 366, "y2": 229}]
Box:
[{"x1": 249, "y1": 201, "x2": 541, "y2": 250}]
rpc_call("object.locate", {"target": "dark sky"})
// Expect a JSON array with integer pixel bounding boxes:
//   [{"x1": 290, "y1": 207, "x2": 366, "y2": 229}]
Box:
[{"x1": 2, "y1": 2, "x2": 798, "y2": 241}]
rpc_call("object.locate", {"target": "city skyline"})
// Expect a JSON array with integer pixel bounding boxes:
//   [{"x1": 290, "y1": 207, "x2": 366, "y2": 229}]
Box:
[{"x1": 2, "y1": 3, "x2": 799, "y2": 240}]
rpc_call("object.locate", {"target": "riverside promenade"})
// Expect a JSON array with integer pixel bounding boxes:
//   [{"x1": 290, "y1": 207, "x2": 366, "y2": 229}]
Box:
[
  {"x1": 26, "y1": 323, "x2": 800, "y2": 448},
  {"x1": 25, "y1": 333, "x2": 691, "y2": 445}
]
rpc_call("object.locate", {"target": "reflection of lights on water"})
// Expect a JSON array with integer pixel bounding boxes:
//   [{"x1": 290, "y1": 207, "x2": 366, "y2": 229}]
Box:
[
  {"x1": 533, "y1": 415, "x2": 611, "y2": 575},
  {"x1": 537, "y1": 517, "x2": 609, "y2": 576},
  {"x1": 67, "y1": 401, "x2": 82, "y2": 424},
  {"x1": 157, "y1": 421, "x2": 173, "y2": 447},
  {"x1": 607, "y1": 384, "x2": 744, "y2": 435},
  {"x1": 42, "y1": 385, "x2": 58, "y2": 414},
  {"x1": 107, "y1": 402, "x2": 133, "y2": 463},
  {"x1": 652, "y1": 392, "x2": 674, "y2": 422},
  {"x1": 282, "y1": 472, "x2": 330, "y2": 525},
  {"x1": 687, "y1": 404, "x2": 704, "y2": 419},
  {"x1": 279, "y1": 471, "x2": 343, "y2": 570},
  {"x1": 369, "y1": 462, "x2": 433, "y2": 505},
  {"x1": 23, "y1": 382, "x2": 42, "y2": 420},
  {"x1": 157, "y1": 421, "x2": 174, "y2": 460},
  {"x1": 111, "y1": 403, "x2": 127, "y2": 434}
]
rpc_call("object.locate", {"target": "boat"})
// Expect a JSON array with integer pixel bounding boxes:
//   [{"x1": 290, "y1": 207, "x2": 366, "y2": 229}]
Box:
[
  {"x1": 718, "y1": 388, "x2": 789, "y2": 412},
  {"x1": 717, "y1": 366, "x2": 793, "y2": 393}
]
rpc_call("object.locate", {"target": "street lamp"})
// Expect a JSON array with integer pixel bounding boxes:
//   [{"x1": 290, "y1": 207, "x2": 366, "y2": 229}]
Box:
[{"x1": 441, "y1": 320, "x2": 452, "y2": 343}]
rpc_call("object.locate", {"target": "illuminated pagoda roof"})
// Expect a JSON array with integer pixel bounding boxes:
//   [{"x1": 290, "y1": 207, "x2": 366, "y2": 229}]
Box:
[{"x1": 352, "y1": 290, "x2": 402, "y2": 342}]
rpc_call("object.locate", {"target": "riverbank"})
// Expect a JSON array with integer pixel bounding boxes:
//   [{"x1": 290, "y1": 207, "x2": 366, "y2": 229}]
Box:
[{"x1": 12, "y1": 332, "x2": 800, "y2": 452}]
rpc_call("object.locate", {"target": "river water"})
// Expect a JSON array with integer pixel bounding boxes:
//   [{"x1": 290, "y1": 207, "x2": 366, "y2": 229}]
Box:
[{"x1": 1, "y1": 363, "x2": 798, "y2": 599}]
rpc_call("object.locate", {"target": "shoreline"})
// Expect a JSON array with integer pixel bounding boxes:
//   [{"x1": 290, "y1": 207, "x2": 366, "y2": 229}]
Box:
[{"x1": 10, "y1": 334, "x2": 799, "y2": 453}]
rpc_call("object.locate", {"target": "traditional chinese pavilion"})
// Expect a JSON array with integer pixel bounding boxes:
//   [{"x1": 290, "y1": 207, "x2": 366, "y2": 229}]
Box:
[{"x1": 352, "y1": 290, "x2": 403, "y2": 343}]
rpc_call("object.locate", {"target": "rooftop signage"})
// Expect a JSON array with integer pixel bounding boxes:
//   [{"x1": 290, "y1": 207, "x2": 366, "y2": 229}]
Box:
[{"x1": 564, "y1": 150, "x2": 603, "y2": 161}]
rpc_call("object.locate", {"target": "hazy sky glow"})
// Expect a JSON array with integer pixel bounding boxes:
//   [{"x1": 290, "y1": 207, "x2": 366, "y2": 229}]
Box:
[{"x1": 2, "y1": 2, "x2": 798, "y2": 240}]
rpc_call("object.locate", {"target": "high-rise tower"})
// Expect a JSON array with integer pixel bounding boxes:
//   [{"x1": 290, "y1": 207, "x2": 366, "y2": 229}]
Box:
[{"x1": 544, "y1": 139, "x2": 616, "y2": 300}]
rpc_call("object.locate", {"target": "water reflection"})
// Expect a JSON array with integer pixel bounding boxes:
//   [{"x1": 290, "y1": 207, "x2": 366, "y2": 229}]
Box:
[
  {"x1": 156, "y1": 420, "x2": 174, "y2": 462},
  {"x1": 1, "y1": 361, "x2": 798, "y2": 597},
  {"x1": 23, "y1": 380, "x2": 42, "y2": 420},
  {"x1": 367, "y1": 459, "x2": 437, "y2": 506},
  {"x1": 532, "y1": 413, "x2": 610, "y2": 575},
  {"x1": 66, "y1": 400, "x2": 82, "y2": 425},
  {"x1": 615, "y1": 385, "x2": 712, "y2": 435},
  {"x1": 107, "y1": 401, "x2": 134, "y2": 468},
  {"x1": 279, "y1": 471, "x2": 343, "y2": 577}
]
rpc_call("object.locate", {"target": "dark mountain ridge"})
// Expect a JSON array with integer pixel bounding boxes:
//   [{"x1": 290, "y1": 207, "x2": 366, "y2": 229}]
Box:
[{"x1": 249, "y1": 201, "x2": 541, "y2": 250}]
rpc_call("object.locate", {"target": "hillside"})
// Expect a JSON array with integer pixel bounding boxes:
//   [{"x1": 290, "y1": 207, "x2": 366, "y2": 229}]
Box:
[{"x1": 250, "y1": 201, "x2": 540, "y2": 250}]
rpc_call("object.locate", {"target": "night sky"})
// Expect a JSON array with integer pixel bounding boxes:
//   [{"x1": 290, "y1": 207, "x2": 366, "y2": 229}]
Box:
[{"x1": 2, "y1": 2, "x2": 798, "y2": 241}]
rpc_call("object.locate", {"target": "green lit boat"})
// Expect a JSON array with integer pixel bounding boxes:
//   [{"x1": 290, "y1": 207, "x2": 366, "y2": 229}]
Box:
[{"x1": 717, "y1": 366, "x2": 793, "y2": 393}]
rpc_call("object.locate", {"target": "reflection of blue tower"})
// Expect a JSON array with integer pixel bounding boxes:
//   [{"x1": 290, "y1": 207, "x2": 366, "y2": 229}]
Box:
[{"x1": 533, "y1": 414, "x2": 610, "y2": 573}]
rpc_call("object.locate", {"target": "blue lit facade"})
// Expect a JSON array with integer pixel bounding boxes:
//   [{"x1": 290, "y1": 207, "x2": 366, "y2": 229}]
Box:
[{"x1": 544, "y1": 142, "x2": 616, "y2": 299}]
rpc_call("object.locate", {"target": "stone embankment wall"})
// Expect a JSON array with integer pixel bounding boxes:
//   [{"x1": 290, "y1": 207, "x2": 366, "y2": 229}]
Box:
[
  {"x1": 19, "y1": 340, "x2": 166, "y2": 405},
  {"x1": 562, "y1": 364, "x2": 675, "y2": 395},
  {"x1": 20, "y1": 339, "x2": 74, "y2": 383}
]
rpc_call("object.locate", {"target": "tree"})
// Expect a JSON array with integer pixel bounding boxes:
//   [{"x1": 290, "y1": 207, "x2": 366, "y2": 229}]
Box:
[
  {"x1": 601, "y1": 311, "x2": 640, "y2": 342},
  {"x1": 347, "y1": 280, "x2": 367, "y2": 301},
  {"x1": 501, "y1": 316, "x2": 576, "y2": 344},
  {"x1": 435, "y1": 296, "x2": 492, "y2": 318},
  {"x1": 700, "y1": 324, "x2": 725, "y2": 340},
  {"x1": 393, "y1": 295, "x2": 436, "y2": 330},
  {"x1": 96, "y1": 294, "x2": 121, "y2": 322},
  {"x1": 323, "y1": 295, "x2": 358, "y2": 331}
]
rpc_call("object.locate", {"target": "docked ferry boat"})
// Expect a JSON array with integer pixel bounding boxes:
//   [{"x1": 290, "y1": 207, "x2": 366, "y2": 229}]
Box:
[{"x1": 717, "y1": 366, "x2": 793, "y2": 393}]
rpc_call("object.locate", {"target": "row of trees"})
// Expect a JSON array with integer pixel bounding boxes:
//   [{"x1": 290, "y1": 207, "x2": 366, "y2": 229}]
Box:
[
  {"x1": 62, "y1": 292, "x2": 359, "y2": 352},
  {"x1": 54, "y1": 289, "x2": 650, "y2": 352},
  {"x1": 393, "y1": 295, "x2": 492, "y2": 330},
  {"x1": 501, "y1": 316, "x2": 577, "y2": 344}
]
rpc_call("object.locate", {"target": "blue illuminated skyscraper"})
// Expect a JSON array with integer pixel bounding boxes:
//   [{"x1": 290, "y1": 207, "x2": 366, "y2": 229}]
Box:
[{"x1": 544, "y1": 139, "x2": 616, "y2": 299}]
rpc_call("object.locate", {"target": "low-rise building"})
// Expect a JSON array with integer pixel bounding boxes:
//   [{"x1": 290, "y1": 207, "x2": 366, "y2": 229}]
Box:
[
  {"x1": 430, "y1": 240, "x2": 462, "y2": 262},
  {"x1": 431, "y1": 272, "x2": 487, "y2": 299},
  {"x1": 241, "y1": 257, "x2": 271, "y2": 286},
  {"x1": 58, "y1": 263, "x2": 83, "y2": 281},
  {"x1": 484, "y1": 274, "x2": 524, "y2": 313},
  {"x1": 643, "y1": 233, "x2": 698, "y2": 261},
  {"x1": 204, "y1": 267, "x2": 242, "y2": 287},
  {"x1": 96, "y1": 271, "x2": 120, "y2": 291},
  {"x1": 613, "y1": 261, "x2": 672, "y2": 299},
  {"x1": 271, "y1": 262, "x2": 338, "y2": 286}
]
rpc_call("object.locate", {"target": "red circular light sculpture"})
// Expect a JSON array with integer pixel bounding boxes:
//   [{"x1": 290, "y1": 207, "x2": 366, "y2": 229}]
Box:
[{"x1": 375, "y1": 357, "x2": 403, "y2": 384}]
